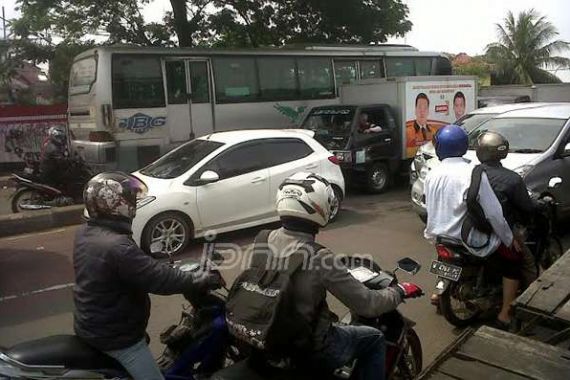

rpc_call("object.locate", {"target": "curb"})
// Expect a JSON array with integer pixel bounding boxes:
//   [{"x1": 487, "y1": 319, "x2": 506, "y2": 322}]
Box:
[{"x1": 0, "y1": 205, "x2": 85, "y2": 238}]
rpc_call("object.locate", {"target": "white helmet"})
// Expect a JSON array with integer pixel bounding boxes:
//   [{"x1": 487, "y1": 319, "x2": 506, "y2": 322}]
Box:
[{"x1": 276, "y1": 172, "x2": 334, "y2": 227}]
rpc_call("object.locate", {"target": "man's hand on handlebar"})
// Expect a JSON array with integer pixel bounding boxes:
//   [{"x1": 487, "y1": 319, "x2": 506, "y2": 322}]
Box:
[
  {"x1": 394, "y1": 282, "x2": 424, "y2": 299},
  {"x1": 192, "y1": 270, "x2": 225, "y2": 292}
]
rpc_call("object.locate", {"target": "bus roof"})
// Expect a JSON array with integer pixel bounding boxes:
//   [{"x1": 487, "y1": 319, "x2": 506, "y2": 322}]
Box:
[{"x1": 74, "y1": 44, "x2": 444, "y2": 61}]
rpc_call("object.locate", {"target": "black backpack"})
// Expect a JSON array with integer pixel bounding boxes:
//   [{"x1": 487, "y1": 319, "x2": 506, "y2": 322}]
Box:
[
  {"x1": 461, "y1": 165, "x2": 494, "y2": 248},
  {"x1": 225, "y1": 230, "x2": 324, "y2": 356}
]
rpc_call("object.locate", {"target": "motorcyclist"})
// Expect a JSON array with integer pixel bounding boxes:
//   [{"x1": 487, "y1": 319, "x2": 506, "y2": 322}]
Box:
[
  {"x1": 39, "y1": 126, "x2": 69, "y2": 186},
  {"x1": 73, "y1": 172, "x2": 221, "y2": 380},
  {"x1": 476, "y1": 131, "x2": 540, "y2": 288},
  {"x1": 424, "y1": 125, "x2": 521, "y2": 328},
  {"x1": 233, "y1": 172, "x2": 423, "y2": 380}
]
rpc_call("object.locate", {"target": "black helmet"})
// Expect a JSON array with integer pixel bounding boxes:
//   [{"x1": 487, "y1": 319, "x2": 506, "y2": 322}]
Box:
[
  {"x1": 476, "y1": 131, "x2": 509, "y2": 163},
  {"x1": 47, "y1": 126, "x2": 67, "y2": 146},
  {"x1": 84, "y1": 172, "x2": 148, "y2": 221}
]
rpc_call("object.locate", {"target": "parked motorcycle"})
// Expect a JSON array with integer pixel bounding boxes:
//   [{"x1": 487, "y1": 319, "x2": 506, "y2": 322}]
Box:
[
  {"x1": 10, "y1": 156, "x2": 92, "y2": 213},
  {"x1": 212, "y1": 256, "x2": 424, "y2": 380},
  {"x1": 0, "y1": 250, "x2": 239, "y2": 379}
]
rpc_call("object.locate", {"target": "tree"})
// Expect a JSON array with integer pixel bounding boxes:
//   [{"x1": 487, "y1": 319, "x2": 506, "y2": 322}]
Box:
[
  {"x1": 485, "y1": 9, "x2": 570, "y2": 85},
  {"x1": 451, "y1": 54, "x2": 492, "y2": 86},
  {"x1": 10, "y1": 0, "x2": 412, "y2": 99}
]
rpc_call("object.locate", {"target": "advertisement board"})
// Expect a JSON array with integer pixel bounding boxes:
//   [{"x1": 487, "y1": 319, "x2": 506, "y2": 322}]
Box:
[{"x1": 405, "y1": 80, "x2": 476, "y2": 158}]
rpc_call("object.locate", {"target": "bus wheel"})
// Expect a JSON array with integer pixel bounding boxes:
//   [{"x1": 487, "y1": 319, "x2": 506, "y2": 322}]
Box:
[{"x1": 366, "y1": 163, "x2": 391, "y2": 193}]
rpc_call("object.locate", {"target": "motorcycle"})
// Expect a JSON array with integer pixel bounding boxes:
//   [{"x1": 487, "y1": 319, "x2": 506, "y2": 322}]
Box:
[
  {"x1": 10, "y1": 156, "x2": 93, "y2": 213},
  {"x1": 431, "y1": 195, "x2": 565, "y2": 328},
  {"x1": 0, "y1": 249, "x2": 241, "y2": 380},
  {"x1": 212, "y1": 256, "x2": 424, "y2": 380}
]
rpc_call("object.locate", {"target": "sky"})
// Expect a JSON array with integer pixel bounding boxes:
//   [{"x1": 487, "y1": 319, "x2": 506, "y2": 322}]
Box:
[{"x1": 1, "y1": 0, "x2": 569, "y2": 81}]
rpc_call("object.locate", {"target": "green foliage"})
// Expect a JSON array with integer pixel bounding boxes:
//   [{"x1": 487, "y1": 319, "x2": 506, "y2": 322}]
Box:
[
  {"x1": 485, "y1": 9, "x2": 570, "y2": 85},
  {"x1": 452, "y1": 56, "x2": 492, "y2": 86}
]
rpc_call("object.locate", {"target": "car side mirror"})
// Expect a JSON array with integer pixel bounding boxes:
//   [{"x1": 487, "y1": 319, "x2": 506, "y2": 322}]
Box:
[
  {"x1": 396, "y1": 257, "x2": 421, "y2": 275},
  {"x1": 548, "y1": 177, "x2": 562, "y2": 189},
  {"x1": 197, "y1": 170, "x2": 220, "y2": 185}
]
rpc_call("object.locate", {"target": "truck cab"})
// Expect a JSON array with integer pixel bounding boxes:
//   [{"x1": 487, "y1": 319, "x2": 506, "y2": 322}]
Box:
[{"x1": 300, "y1": 104, "x2": 401, "y2": 193}]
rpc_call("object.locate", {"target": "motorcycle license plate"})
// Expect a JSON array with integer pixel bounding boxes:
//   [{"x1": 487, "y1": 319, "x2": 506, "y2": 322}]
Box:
[{"x1": 430, "y1": 260, "x2": 462, "y2": 282}]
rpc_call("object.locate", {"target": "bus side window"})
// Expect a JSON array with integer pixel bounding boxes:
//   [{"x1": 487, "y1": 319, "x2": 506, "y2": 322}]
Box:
[
  {"x1": 112, "y1": 55, "x2": 165, "y2": 109},
  {"x1": 385, "y1": 57, "x2": 415, "y2": 77},
  {"x1": 415, "y1": 58, "x2": 432, "y2": 76},
  {"x1": 297, "y1": 58, "x2": 335, "y2": 99},
  {"x1": 213, "y1": 57, "x2": 259, "y2": 103},
  {"x1": 360, "y1": 60, "x2": 385, "y2": 79}
]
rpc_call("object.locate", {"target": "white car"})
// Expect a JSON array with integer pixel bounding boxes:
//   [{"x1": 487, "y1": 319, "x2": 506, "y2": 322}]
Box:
[
  {"x1": 411, "y1": 103, "x2": 570, "y2": 222},
  {"x1": 132, "y1": 129, "x2": 345, "y2": 256}
]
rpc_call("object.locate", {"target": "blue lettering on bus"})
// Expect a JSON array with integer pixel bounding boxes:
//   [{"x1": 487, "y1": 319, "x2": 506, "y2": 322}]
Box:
[{"x1": 118, "y1": 113, "x2": 166, "y2": 134}]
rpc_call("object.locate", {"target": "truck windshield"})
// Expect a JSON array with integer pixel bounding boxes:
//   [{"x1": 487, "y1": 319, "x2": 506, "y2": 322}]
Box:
[
  {"x1": 139, "y1": 140, "x2": 223, "y2": 179},
  {"x1": 468, "y1": 118, "x2": 567, "y2": 153},
  {"x1": 301, "y1": 107, "x2": 356, "y2": 149}
]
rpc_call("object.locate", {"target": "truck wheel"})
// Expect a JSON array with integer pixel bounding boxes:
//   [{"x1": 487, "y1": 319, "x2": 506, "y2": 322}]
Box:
[{"x1": 366, "y1": 163, "x2": 391, "y2": 193}]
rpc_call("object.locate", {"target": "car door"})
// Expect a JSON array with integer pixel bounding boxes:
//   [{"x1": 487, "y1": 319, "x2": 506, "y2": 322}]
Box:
[
  {"x1": 353, "y1": 107, "x2": 397, "y2": 160},
  {"x1": 266, "y1": 138, "x2": 318, "y2": 202},
  {"x1": 547, "y1": 135, "x2": 570, "y2": 216},
  {"x1": 193, "y1": 141, "x2": 272, "y2": 232}
]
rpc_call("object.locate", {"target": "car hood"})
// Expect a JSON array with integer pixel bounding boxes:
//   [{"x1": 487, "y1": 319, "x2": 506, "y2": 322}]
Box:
[
  {"x1": 463, "y1": 150, "x2": 542, "y2": 170},
  {"x1": 132, "y1": 171, "x2": 174, "y2": 195}
]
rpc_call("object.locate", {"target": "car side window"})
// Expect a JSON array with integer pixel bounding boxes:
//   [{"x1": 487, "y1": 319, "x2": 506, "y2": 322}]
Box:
[
  {"x1": 266, "y1": 138, "x2": 314, "y2": 167},
  {"x1": 355, "y1": 108, "x2": 390, "y2": 142},
  {"x1": 204, "y1": 142, "x2": 270, "y2": 179}
]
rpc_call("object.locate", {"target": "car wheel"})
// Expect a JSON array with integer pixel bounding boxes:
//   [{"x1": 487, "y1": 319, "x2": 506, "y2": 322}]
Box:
[
  {"x1": 329, "y1": 186, "x2": 343, "y2": 223},
  {"x1": 366, "y1": 163, "x2": 391, "y2": 193},
  {"x1": 142, "y1": 212, "x2": 192, "y2": 258}
]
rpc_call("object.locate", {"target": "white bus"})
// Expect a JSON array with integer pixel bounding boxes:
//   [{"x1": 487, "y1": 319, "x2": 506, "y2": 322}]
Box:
[{"x1": 67, "y1": 45, "x2": 452, "y2": 171}]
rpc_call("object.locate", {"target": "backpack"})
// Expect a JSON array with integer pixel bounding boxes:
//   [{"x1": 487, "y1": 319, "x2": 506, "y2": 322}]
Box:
[
  {"x1": 225, "y1": 230, "x2": 324, "y2": 356},
  {"x1": 461, "y1": 165, "x2": 494, "y2": 248}
]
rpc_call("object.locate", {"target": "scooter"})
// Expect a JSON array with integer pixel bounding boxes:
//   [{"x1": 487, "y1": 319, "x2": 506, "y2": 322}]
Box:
[
  {"x1": 212, "y1": 256, "x2": 424, "y2": 380},
  {"x1": 10, "y1": 156, "x2": 92, "y2": 213},
  {"x1": 0, "y1": 249, "x2": 239, "y2": 380}
]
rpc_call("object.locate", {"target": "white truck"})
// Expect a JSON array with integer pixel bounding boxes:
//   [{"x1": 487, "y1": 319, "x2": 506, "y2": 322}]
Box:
[{"x1": 300, "y1": 76, "x2": 478, "y2": 192}]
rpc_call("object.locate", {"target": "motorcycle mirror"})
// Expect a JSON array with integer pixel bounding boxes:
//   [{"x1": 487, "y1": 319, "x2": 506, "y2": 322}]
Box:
[
  {"x1": 396, "y1": 257, "x2": 421, "y2": 275},
  {"x1": 548, "y1": 177, "x2": 562, "y2": 189}
]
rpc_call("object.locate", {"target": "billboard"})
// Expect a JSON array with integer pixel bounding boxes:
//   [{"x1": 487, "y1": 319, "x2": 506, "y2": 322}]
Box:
[{"x1": 405, "y1": 80, "x2": 476, "y2": 158}]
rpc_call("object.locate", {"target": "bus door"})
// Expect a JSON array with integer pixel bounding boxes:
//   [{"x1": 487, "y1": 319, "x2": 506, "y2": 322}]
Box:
[{"x1": 164, "y1": 59, "x2": 214, "y2": 142}]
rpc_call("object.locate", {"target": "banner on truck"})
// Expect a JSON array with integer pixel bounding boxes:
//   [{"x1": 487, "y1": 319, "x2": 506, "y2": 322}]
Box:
[{"x1": 405, "y1": 80, "x2": 475, "y2": 158}]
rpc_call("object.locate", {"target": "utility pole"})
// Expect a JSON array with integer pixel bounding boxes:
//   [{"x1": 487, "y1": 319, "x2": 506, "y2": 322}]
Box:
[{"x1": 1, "y1": 6, "x2": 6, "y2": 40}]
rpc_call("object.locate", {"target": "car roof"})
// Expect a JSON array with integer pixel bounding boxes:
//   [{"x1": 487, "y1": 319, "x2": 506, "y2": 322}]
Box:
[
  {"x1": 492, "y1": 103, "x2": 570, "y2": 119},
  {"x1": 199, "y1": 129, "x2": 315, "y2": 144},
  {"x1": 469, "y1": 102, "x2": 562, "y2": 115}
]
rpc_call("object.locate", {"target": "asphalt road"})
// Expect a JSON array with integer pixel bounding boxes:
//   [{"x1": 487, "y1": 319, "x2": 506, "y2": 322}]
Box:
[{"x1": 1, "y1": 185, "x2": 569, "y2": 369}]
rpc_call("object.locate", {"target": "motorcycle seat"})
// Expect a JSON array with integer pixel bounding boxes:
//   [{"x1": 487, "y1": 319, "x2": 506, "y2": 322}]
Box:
[{"x1": 4, "y1": 335, "x2": 124, "y2": 371}]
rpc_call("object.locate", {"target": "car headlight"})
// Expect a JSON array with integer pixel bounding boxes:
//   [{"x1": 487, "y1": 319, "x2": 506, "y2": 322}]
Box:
[
  {"x1": 514, "y1": 165, "x2": 534, "y2": 178},
  {"x1": 137, "y1": 196, "x2": 156, "y2": 209}
]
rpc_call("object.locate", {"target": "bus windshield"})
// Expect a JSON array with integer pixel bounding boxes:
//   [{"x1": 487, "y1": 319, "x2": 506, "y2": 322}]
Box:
[
  {"x1": 139, "y1": 139, "x2": 224, "y2": 179},
  {"x1": 69, "y1": 57, "x2": 97, "y2": 95}
]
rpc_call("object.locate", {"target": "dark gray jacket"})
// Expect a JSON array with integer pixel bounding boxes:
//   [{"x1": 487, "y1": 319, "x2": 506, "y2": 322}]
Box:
[
  {"x1": 481, "y1": 162, "x2": 537, "y2": 226},
  {"x1": 73, "y1": 219, "x2": 197, "y2": 351},
  {"x1": 265, "y1": 228, "x2": 402, "y2": 350}
]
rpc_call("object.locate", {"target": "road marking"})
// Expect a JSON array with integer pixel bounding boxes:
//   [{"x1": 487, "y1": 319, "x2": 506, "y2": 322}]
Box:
[
  {"x1": 0, "y1": 228, "x2": 68, "y2": 242},
  {"x1": 0, "y1": 282, "x2": 74, "y2": 303}
]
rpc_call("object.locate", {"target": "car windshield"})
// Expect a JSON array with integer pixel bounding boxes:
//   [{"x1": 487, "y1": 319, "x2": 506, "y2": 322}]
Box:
[
  {"x1": 139, "y1": 139, "x2": 223, "y2": 179},
  {"x1": 455, "y1": 113, "x2": 497, "y2": 132},
  {"x1": 301, "y1": 107, "x2": 356, "y2": 137},
  {"x1": 468, "y1": 117, "x2": 567, "y2": 153}
]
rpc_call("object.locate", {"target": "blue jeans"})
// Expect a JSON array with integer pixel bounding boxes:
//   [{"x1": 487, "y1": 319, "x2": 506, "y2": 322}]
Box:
[
  {"x1": 313, "y1": 324, "x2": 386, "y2": 380},
  {"x1": 104, "y1": 339, "x2": 164, "y2": 380}
]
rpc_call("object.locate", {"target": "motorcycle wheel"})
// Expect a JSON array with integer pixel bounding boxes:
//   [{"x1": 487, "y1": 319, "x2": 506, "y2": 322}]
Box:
[
  {"x1": 439, "y1": 281, "x2": 480, "y2": 328},
  {"x1": 11, "y1": 188, "x2": 44, "y2": 213},
  {"x1": 393, "y1": 329, "x2": 423, "y2": 380},
  {"x1": 540, "y1": 236, "x2": 563, "y2": 270}
]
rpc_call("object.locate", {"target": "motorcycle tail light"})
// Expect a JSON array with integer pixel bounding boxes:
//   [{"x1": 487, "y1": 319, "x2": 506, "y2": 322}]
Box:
[{"x1": 436, "y1": 244, "x2": 455, "y2": 261}]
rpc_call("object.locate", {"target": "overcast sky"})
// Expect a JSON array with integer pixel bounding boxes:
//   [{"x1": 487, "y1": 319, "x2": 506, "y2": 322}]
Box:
[{"x1": 2, "y1": 0, "x2": 569, "y2": 81}]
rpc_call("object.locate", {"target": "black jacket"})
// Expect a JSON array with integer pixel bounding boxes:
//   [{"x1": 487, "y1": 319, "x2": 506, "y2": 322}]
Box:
[
  {"x1": 39, "y1": 141, "x2": 67, "y2": 185},
  {"x1": 481, "y1": 162, "x2": 537, "y2": 226},
  {"x1": 73, "y1": 219, "x2": 197, "y2": 351}
]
